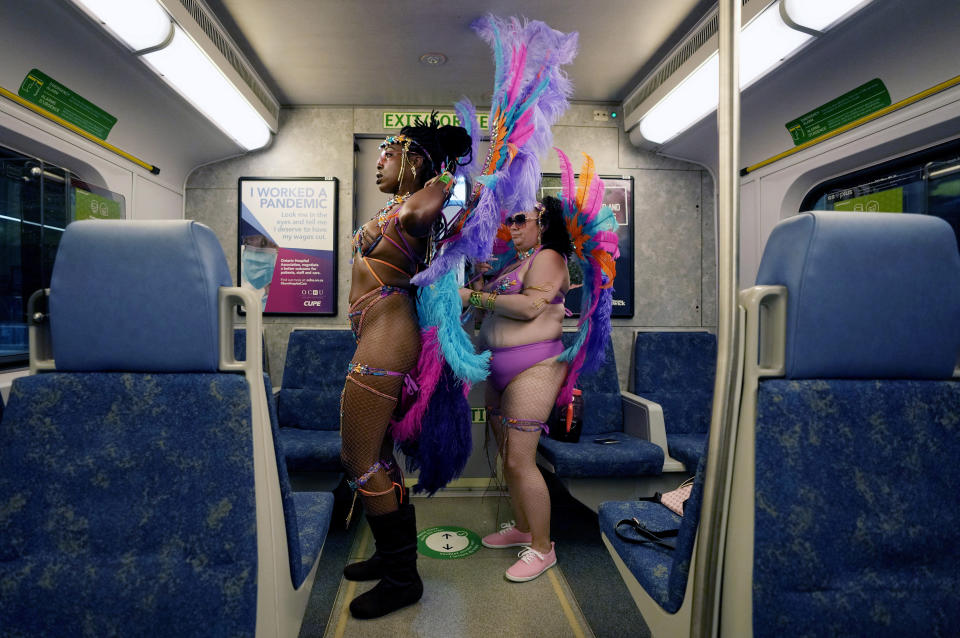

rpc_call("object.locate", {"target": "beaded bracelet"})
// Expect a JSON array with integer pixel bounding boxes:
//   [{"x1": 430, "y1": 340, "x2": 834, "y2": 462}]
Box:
[
  {"x1": 469, "y1": 290, "x2": 483, "y2": 308},
  {"x1": 484, "y1": 292, "x2": 498, "y2": 311}
]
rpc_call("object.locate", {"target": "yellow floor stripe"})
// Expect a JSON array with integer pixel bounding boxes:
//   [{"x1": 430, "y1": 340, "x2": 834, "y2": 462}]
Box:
[
  {"x1": 548, "y1": 569, "x2": 586, "y2": 638},
  {"x1": 332, "y1": 525, "x2": 370, "y2": 638}
]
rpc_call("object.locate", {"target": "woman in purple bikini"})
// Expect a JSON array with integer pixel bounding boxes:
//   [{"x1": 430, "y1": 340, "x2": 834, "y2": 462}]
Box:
[{"x1": 460, "y1": 195, "x2": 573, "y2": 582}]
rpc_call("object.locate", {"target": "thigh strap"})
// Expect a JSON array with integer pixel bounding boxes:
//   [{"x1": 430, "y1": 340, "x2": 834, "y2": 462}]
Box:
[{"x1": 503, "y1": 416, "x2": 548, "y2": 434}]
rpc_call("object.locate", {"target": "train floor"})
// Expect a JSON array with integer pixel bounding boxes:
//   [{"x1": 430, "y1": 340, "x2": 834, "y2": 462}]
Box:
[{"x1": 296, "y1": 470, "x2": 650, "y2": 638}]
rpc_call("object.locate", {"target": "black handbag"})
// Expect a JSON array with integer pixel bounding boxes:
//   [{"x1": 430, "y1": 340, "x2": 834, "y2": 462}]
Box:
[
  {"x1": 614, "y1": 517, "x2": 679, "y2": 550},
  {"x1": 548, "y1": 388, "x2": 583, "y2": 442}
]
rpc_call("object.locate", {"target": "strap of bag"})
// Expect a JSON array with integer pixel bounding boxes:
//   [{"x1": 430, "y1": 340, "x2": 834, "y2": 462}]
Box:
[{"x1": 614, "y1": 517, "x2": 678, "y2": 550}]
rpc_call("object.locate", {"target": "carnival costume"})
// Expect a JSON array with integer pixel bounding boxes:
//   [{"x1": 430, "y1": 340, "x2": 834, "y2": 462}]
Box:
[
  {"x1": 389, "y1": 15, "x2": 578, "y2": 494},
  {"x1": 342, "y1": 129, "x2": 470, "y2": 620},
  {"x1": 477, "y1": 149, "x2": 621, "y2": 436}
]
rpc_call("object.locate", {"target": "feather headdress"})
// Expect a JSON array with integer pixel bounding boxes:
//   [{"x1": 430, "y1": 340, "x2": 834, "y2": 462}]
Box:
[
  {"x1": 554, "y1": 148, "x2": 620, "y2": 405},
  {"x1": 393, "y1": 15, "x2": 577, "y2": 494}
]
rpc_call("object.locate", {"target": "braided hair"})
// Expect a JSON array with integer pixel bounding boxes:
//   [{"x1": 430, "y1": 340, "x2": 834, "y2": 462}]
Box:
[{"x1": 400, "y1": 112, "x2": 472, "y2": 181}]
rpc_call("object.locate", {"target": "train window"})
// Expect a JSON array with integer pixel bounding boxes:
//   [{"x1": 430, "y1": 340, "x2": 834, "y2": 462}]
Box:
[
  {"x1": 0, "y1": 144, "x2": 124, "y2": 367},
  {"x1": 801, "y1": 137, "x2": 960, "y2": 250}
]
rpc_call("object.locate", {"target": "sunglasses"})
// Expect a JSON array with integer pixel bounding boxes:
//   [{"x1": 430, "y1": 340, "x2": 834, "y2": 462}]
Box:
[{"x1": 505, "y1": 214, "x2": 531, "y2": 227}]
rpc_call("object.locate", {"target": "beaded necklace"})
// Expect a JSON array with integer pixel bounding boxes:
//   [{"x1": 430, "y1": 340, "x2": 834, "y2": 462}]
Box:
[
  {"x1": 516, "y1": 244, "x2": 539, "y2": 261},
  {"x1": 377, "y1": 192, "x2": 410, "y2": 231}
]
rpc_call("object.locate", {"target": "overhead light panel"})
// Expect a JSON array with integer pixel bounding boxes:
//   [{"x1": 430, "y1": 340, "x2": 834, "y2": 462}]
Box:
[
  {"x1": 71, "y1": 0, "x2": 171, "y2": 51},
  {"x1": 67, "y1": 0, "x2": 272, "y2": 151},
  {"x1": 782, "y1": 0, "x2": 872, "y2": 32},
  {"x1": 635, "y1": 0, "x2": 874, "y2": 146},
  {"x1": 142, "y1": 25, "x2": 271, "y2": 150}
]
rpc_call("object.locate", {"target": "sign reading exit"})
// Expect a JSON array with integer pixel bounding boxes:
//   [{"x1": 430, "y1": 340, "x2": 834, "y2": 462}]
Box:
[{"x1": 383, "y1": 111, "x2": 489, "y2": 130}]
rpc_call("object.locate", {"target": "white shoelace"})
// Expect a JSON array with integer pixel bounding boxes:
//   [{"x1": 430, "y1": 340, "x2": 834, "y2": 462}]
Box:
[
  {"x1": 517, "y1": 546, "x2": 546, "y2": 564},
  {"x1": 497, "y1": 520, "x2": 517, "y2": 535}
]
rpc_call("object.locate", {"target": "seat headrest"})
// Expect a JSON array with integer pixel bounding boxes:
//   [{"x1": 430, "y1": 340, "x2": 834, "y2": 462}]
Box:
[
  {"x1": 49, "y1": 220, "x2": 232, "y2": 372},
  {"x1": 756, "y1": 212, "x2": 960, "y2": 379}
]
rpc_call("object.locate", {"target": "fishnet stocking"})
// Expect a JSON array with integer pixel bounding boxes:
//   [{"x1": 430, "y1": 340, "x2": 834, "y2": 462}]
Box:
[
  {"x1": 488, "y1": 356, "x2": 567, "y2": 552},
  {"x1": 341, "y1": 291, "x2": 420, "y2": 515}
]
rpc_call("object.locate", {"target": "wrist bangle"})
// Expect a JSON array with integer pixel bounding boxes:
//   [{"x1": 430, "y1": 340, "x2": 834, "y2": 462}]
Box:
[
  {"x1": 469, "y1": 290, "x2": 483, "y2": 308},
  {"x1": 437, "y1": 171, "x2": 454, "y2": 193},
  {"x1": 484, "y1": 292, "x2": 498, "y2": 311}
]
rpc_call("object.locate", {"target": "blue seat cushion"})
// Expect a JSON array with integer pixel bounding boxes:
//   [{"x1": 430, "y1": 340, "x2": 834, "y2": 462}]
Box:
[
  {"x1": 756, "y1": 212, "x2": 960, "y2": 379},
  {"x1": 49, "y1": 220, "x2": 231, "y2": 372},
  {"x1": 753, "y1": 378, "x2": 960, "y2": 638},
  {"x1": 538, "y1": 432, "x2": 663, "y2": 478},
  {"x1": 279, "y1": 428, "x2": 342, "y2": 472},
  {"x1": 277, "y1": 388, "x2": 343, "y2": 431},
  {"x1": 0, "y1": 372, "x2": 257, "y2": 637},
  {"x1": 667, "y1": 433, "x2": 706, "y2": 469},
  {"x1": 599, "y1": 500, "x2": 682, "y2": 611},
  {"x1": 290, "y1": 492, "x2": 334, "y2": 588},
  {"x1": 264, "y1": 374, "x2": 335, "y2": 587},
  {"x1": 561, "y1": 332, "x2": 622, "y2": 435},
  {"x1": 633, "y1": 331, "x2": 716, "y2": 435}
]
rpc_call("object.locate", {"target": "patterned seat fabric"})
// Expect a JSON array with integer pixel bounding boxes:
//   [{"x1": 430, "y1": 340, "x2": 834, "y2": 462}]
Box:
[
  {"x1": 632, "y1": 331, "x2": 716, "y2": 468},
  {"x1": 0, "y1": 221, "x2": 262, "y2": 636},
  {"x1": 598, "y1": 455, "x2": 706, "y2": 613},
  {"x1": 749, "y1": 212, "x2": 960, "y2": 637},
  {"x1": 274, "y1": 329, "x2": 354, "y2": 472},
  {"x1": 537, "y1": 333, "x2": 663, "y2": 479}
]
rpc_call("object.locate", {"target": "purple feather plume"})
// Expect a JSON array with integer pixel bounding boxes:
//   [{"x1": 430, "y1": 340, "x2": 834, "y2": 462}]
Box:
[
  {"x1": 391, "y1": 327, "x2": 442, "y2": 442},
  {"x1": 399, "y1": 364, "x2": 473, "y2": 495}
]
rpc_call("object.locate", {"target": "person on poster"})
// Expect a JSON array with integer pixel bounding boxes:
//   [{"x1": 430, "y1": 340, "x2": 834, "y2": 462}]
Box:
[
  {"x1": 460, "y1": 197, "x2": 572, "y2": 582},
  {"x1": 340, "y1": 114, "x2": 471, "y2": 620},
  {"x1": 239, "y1": 233, "x2": 278, "y2": 310}
]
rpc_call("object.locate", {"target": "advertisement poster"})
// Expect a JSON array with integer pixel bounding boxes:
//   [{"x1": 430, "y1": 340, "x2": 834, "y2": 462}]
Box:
[
  {"x1": 238, "y1": 177, "x2": 338, "y2": 315},
  {"x1": 540, "y1": 175, "x2": 634, "y2": 318}
]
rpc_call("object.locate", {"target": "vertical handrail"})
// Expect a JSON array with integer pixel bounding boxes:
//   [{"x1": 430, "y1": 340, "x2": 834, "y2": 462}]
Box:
[{"x1": 692, "y1": 0, "x2": 741, "y2": 636}]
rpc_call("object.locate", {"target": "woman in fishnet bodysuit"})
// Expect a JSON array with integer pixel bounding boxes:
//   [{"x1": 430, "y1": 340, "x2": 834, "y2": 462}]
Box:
[
  {"x1": 341, "y1": 115, "x2": 471, "y2": 619},
  {"x1": 460, "y1": 196, "x2": 573, "y2": 582}
]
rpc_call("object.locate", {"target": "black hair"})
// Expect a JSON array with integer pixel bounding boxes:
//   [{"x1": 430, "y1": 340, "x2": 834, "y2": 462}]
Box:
[
  {"x1": 400, "y1": 111, "x2": 472, "y2": 181},
  {"x1": 539, "y1": 195, "x2": 573, "y2": 257}
]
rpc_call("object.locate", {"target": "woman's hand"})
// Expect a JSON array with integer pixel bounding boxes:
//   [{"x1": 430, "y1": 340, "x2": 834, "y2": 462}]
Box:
[{"x1": 468, "y1": 261, "x2": 492, "y2": 291}]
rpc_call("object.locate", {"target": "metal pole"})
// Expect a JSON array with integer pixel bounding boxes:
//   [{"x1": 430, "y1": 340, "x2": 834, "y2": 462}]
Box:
[{"x1": 692, "y1": 0, "x2": 740, "y2": 636}]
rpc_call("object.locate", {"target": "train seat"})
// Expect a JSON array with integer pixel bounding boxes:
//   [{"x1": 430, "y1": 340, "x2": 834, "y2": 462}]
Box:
[
  {"x1": 598, "y1": 455, "x2": 706, "y2": 626},
  {"x1": 274, "y1": 329, "x2": 352, "y2": 475},
  {"x1": 631, "y1": 331, "x2": 717, "y2": 471},
  {"x1": 723, "y1": 211, "x2": 960, "y2": 637},
  {"x1": 0, "y1": 220, "x2": 332, "y2": 638},
  {"x1": 537, "y1": 333, "x2": 667, "y2": 511}
]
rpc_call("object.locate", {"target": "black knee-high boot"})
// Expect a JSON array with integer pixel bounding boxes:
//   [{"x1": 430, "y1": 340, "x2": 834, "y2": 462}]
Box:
[
  {"x1": 343, "y1": 483, "x2": 406, "y2": 581},
  {"x1": 343, "y1": 551, "x2": 384, "y2": 581},
  {"x1": 349, "y1": 503, "x2": 423, "y2": 619}
]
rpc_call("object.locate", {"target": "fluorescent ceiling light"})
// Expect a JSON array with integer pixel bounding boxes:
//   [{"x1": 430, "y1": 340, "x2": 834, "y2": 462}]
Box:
[
  {"x1": 68, "y1": 0, "x2": 271, "y2": 151},
  {"x1": 783, "y1": 0, "x2": 870, "y2": 32},
  {"x1": 638, "y1": 0, "x2": 873, "y2": 145},
  {"x1": 71, "y1": 0, "x2": 170, "y2": 51},
  {"x1": 142, "y1": 26, "x2": 271, "y2": 150}
]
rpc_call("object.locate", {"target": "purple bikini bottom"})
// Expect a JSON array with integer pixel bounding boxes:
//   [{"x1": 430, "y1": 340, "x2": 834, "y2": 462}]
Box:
[{"x1": 488, "y1": 338, "x2": 564, "y2": 392}]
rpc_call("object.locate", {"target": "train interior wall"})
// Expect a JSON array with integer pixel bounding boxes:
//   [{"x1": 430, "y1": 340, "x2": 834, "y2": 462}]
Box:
[{"x1": 184, "y1": 105, "x2": 717, "y2": 392}]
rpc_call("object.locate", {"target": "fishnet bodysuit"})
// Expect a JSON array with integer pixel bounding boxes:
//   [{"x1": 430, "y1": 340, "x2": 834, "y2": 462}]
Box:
[{"x1": 341, "y1": 289, "x2": 420, "y2": 516}]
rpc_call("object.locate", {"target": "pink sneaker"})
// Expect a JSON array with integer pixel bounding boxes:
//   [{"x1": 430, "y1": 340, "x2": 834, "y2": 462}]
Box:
[
  {"x1": 505, "y1": 543, "x2": 557, "y2": 582},
  {"x1": 481, "y1": 521, "x2": 533, "y2": 548}
]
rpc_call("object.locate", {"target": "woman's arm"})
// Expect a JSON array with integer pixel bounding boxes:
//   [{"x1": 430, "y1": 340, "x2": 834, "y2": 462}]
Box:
[
  {"x1": 398, "y1": 171, "x2": 454, "y2": 237},
  {"x1": 459, "y1": 249, "x2": 567, "y2": 320}
]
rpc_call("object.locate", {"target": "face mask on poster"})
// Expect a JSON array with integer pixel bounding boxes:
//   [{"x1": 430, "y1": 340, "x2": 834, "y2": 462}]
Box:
[{"x1": 241, "y1": 245, "x2": 278, "y2": 289}]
